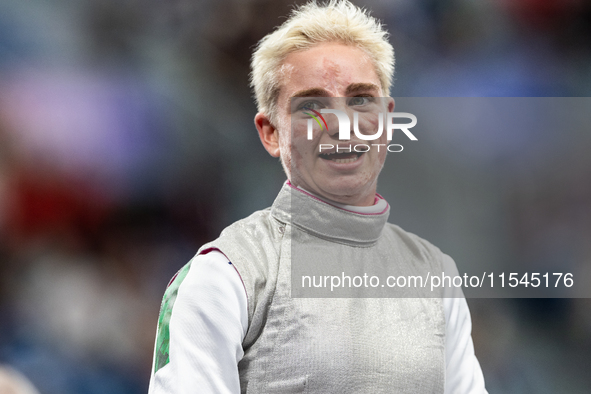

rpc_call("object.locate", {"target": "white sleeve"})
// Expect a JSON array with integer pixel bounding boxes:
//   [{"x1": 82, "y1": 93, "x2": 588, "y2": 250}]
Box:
[
  {"x1": 149, "y1": 250, "x2": 249, "y2": 394},
  {"x1": 442, "y1": 255, "x2": 488, "y2": 394}
]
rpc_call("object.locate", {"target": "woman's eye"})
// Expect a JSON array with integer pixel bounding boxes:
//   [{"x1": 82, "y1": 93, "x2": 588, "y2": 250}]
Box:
[
  {"x1": 300, "y1": 101, "x2": 322, "y2": 111},
  {"x1": 349, "y1": 97, "x2": 370, "y2": 106}
]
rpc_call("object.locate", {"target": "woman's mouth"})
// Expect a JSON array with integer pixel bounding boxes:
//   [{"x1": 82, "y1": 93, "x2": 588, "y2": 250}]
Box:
[{"x1": 319, "y1": 151, "x2": 364, "y2": 164}]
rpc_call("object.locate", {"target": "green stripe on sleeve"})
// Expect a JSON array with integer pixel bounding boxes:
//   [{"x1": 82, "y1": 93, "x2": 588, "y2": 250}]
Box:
[{"x1": 154, "y1": 261, "x2": 192, "y2": 373}]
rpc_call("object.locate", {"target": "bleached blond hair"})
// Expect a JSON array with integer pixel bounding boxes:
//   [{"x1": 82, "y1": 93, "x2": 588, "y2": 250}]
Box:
[{"x1": 250, "y1": 0, "x2": 394, "y2": 123}]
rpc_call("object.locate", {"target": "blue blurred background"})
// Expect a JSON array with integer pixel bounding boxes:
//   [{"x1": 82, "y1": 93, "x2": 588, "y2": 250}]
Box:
[{"x1": 0, "y1": 0, "x2": 590, "y2": 392}]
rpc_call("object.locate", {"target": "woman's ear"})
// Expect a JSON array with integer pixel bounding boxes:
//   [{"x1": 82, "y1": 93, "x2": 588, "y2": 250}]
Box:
[
  {"x1": 388, "y1": 97, "x2": 395, "y2": 113},
  {"x1": 255, "y1": 112, "x2": 280, "y2": 157}
]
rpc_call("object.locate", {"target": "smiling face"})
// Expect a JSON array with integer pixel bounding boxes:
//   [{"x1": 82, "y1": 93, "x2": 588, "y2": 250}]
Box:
[{"x1": 255, "y1": 43, "x2": 394, "y2": 206}]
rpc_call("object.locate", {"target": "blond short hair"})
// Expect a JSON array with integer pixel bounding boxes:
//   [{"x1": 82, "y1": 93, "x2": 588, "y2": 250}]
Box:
[{"x1": 250, "y1": 0, "x2": 394, "y2": 123}]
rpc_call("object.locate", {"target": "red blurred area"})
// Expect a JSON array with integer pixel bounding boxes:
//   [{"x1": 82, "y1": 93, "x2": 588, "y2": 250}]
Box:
[{"x1": 4, "y1": 165, "x2": 112, "y2": 248}]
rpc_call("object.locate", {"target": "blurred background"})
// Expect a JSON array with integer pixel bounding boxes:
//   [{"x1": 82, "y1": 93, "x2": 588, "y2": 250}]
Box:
[{"x1": 0, "y1": 0, "x2": 590, "y2": 392}]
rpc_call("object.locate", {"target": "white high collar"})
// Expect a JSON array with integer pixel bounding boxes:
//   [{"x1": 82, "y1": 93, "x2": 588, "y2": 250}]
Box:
[{"x1": 295, "y1": 185, "x2": 388, "y2": 215}]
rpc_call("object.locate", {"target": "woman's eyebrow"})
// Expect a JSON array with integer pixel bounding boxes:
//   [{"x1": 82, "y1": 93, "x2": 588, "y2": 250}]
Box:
[
  {"x1": 291, "y1": 88, "x2": 330, "y2": 97},
  {"x1": 345, "y1": 83, "x2": 380, "y2": 95}
]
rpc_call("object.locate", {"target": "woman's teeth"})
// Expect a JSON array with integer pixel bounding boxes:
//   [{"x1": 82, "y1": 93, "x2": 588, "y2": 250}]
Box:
[
  {"x1": 319, "y1": 151, "x2": 363, "y2": 162},
  {"x1": 332, "y1": 155, "x2": 360, "y2": 164}
]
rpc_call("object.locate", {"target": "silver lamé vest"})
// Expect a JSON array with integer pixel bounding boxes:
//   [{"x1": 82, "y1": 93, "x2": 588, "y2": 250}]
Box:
[{"x1": 198, "y1": 183, "x2": 446, "y2": 393}]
